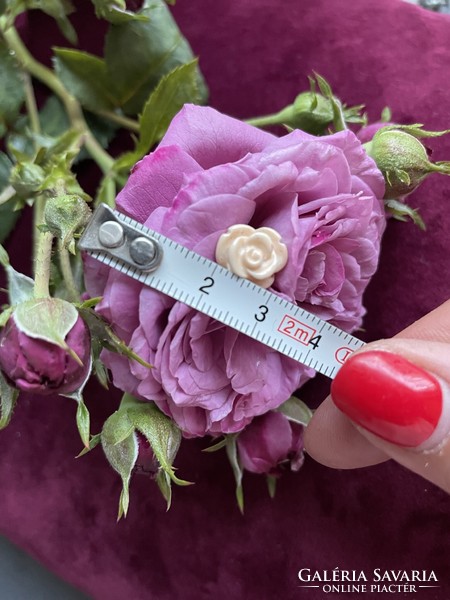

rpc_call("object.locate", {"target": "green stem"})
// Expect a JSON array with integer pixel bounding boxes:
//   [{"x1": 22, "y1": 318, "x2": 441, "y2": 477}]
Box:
[
  {"x1": 1, "y1": 25, "x2": 114, "y2": 174},
  {"x1": 33, "y1": 195, "x2": 46, "y2": 259},
  {"x1": 34, "y1": 231, "x2": 53, "y2": 298},
  {"x1": 95, "y1": 175, "x2": 116, "y2": 208},
  {"x1": 245, "y1": 105, "x2": 296, "y2": 129},
  {"x1": 59, "y1": 241, "x2": 81, "y2": 302},
  {"x1": 245, "y1": 112, "x2": 284, "y2": 128},
  {"x1": 22, "y1": 71, "x2": 41, "y2": 136},
  {"x1": 21, "y1": 68, "x2": 44, "y2": 260},
  {"x1": 96, "y1": 109, "x2": 140, "y2": 133}
]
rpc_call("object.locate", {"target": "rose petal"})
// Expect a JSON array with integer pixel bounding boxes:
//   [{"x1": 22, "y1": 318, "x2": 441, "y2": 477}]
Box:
[
  {"x1": 160, "y1": 104, "x2": 275, "y2": 169},
  {"x1": 116, "y1": 145, "x2": 202, "y2": 223}
]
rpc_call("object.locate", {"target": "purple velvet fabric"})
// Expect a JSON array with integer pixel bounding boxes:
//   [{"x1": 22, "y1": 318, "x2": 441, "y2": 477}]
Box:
[{"x1": 1, "y1": 0, "x2": 450, "y2": 598}]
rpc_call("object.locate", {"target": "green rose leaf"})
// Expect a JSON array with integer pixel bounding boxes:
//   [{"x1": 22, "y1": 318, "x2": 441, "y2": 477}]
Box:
[
  {"x1": 0, "y1": 198, "x2": 20, "y2": 244},
  {"x1": 39, "y1": 96, "x2": 117, "y2": 163},
  {"x1": 14, "y1": 297, "x2": 79, "y2": 353},
  {"x1": 277, "y1": 396, "x2": 313, "y2": 426},
  {"x1": 6, "y1": 114, "x2": 36, "y2": 162},
  {"x1": 226, "y1": 435, "x2": 244, "y2": 514},
  {"x1": 0, "y1": 371, "x2": 18, "y2": 430},
  {"x1": 101, "y1": 428, "x2": 138, "y2": 519},
  {"x1": 138, "y1": 60, "x2": 200, "y2": 151},
  {"x1": 102, "y1": 410, "x2": 135, "y2": 446},
  {"x1": 0, "y1": 41, "x2": 25, "y2": 127},
  {"x1": 0, "y1": 152, "x2": 21, "y2": 244},
  {"x1": 115, "y1": 60, "x2": 201, "y2": 172},
  {"x1": 53, "y1": 49, "x2": 117, "y2": 112},
  {"x1": 126, "y1": 397, "x2": 189, "y2": 486},
  {"x1": 104, "y1": 0, "x2": 207, "y2": 115},
  {"x1": 39, "y1": 95, "x2": 70, "y2": 137}
]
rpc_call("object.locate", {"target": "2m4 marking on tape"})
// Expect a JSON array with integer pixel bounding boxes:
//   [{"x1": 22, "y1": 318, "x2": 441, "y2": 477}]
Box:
[{"x1": 79, "y1": 204, "x2": 365, "y2": 379}]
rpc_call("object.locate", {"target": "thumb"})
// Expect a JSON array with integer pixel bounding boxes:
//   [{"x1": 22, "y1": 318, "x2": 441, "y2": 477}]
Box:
[{"x1": 331, "y1": 338, "x2": 450, "y2": 493}]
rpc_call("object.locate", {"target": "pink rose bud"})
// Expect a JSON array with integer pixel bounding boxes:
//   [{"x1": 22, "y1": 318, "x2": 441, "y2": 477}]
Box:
[
  {"x1": 237, "y1": 411, "x2": 304, "y2": 475},
  {"x1": 0, "y1": 315, "x2": 91, "y2": 396}
]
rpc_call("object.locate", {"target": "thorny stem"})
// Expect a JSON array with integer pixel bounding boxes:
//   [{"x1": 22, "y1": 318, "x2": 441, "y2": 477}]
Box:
[
  {"x1": 33, "y1": 195, "x2": 46, "y2": 264},
  {"x1": 20, "y1": 69, "x2": 45, "y2": 261},
  {"x1": 59, "y1": 241, "x2": 81, "y2": 302},
  {"x1": 34, "y1": 231, "x2": 53, "y2": 298},
  {"x1": 1, "y1": 24, "x2": 115, "y2": 174}
]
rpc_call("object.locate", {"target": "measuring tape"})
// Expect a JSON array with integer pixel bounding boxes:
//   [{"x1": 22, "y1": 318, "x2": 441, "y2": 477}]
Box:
[{"x1": 79, "y1": 204, "x2": 365, "y2": 379}]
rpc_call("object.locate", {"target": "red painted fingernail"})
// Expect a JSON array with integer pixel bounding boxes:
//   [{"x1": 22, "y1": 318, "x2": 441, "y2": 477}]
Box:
[{"x1": 331, "y1": 351, "x2": 443, "y2": 448}]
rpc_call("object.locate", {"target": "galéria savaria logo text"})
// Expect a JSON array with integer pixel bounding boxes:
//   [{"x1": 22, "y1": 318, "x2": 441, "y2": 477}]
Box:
[{"x1": 297, "y1": 568, "x2": 439, "y2": 594}]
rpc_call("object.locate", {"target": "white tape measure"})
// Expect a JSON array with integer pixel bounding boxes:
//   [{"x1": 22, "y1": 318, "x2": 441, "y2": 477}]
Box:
[{"x1": 79, "y1": 204, "x2": 364, "y2": 379}]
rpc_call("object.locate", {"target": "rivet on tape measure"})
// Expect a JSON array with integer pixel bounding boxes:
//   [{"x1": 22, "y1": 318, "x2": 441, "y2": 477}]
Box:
[{"x1": 79, "y1": 204, "x2": 365, "y2": 379}]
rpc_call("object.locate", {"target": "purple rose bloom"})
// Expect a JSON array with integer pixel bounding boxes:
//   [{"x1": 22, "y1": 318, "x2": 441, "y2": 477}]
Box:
[
  {"x1": 85, "y1": 104, "x2": 385, "y2": 436},
  {"x1": 237, "y1": 411, "x2": 304, "y2": 475},
  {"x1": 0, "y1": 315, "x2": 91, "y2": 396}
]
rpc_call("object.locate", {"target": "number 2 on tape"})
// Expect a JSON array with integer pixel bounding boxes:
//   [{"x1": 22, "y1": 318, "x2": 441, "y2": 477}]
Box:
[{"x1": 79, "y1": 204, "x2": 365, "y2": 380}]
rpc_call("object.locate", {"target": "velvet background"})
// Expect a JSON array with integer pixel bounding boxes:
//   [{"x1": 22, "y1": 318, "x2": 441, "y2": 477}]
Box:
[{"x1": 1, "y1": 0, "x2": 450, "y2": 598}]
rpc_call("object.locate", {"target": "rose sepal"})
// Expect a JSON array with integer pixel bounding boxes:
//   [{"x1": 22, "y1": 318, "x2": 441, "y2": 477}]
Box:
[
  {"x1": 100, "y1": 394, "x2": 190, "y2": 517},
  {"x1": 0, "y1": 242, "x2": 34, "y2": 305},
  {"x1": 225, "y1": 435, "x2": 244, "y2": 514},
  {"x1": 276, "y1": 396, "x2": 313, "y2": 426},
  {"x1": 14, "y1": 297, "x2": 81, "y2": 362},
  {"x1": 0, "y1": 371, "x2": 18, "y2": 430}
]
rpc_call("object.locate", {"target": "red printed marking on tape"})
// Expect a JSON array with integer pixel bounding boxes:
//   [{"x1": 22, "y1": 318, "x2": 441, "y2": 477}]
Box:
[
  {"x1": 277, "y1": 315, "x2": 316, "y2": 346},
  {"x1": 335, "y1": 347, "x2": 354, "y2": 365}
]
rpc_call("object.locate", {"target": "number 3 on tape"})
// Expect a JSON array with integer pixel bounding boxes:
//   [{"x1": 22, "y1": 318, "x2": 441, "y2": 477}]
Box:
[{"x1": 79, "y1": 204, "x2": 365, "y2": 380}]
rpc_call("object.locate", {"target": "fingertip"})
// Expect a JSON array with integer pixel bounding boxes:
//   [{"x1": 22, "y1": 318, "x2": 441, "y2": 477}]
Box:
[{"x1": 305, "y1": 396, "x2": 388, "y2": 469}]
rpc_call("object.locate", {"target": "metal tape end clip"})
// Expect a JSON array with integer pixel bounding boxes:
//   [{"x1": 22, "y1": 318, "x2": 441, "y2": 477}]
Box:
[{"x1": 79, "y1": 204, "x2": 163, "y2": 273}]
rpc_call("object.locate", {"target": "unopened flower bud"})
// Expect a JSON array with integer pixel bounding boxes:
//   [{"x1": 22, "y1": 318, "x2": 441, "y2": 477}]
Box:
[
  {"x1": 0, "y1": 313, "x2": 91, "y2": 396},
  {"x1": 44, "y1": 194, "x2": 91, "y2": 253},
  {"x1": 237, "y1": 412, "x2": 304, "y2": 475},
  {"x1": 278, "y1": 92, "x2": 334, "y2": 134},
  {"x1": 10, "y1": 162, "x2": 45, "y2": 197},
  {"x1": 365, "y1": 128, "x2": 450, "y2": 198}
]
